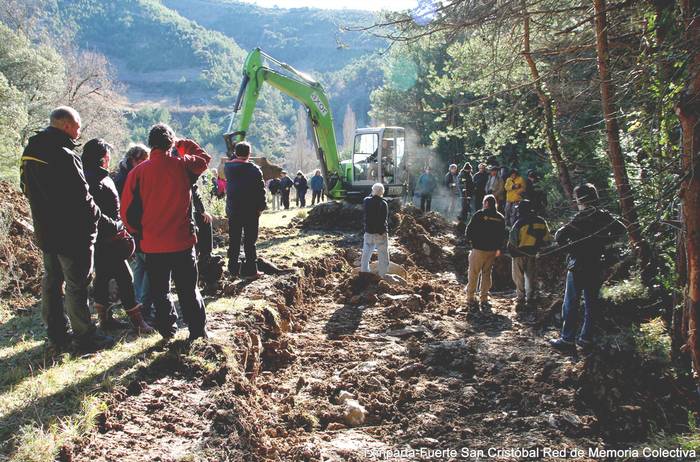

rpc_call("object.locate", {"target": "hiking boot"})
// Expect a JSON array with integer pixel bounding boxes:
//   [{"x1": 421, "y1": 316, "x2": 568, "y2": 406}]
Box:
[
  {"x1": 466, "y1": 299, "x2": 480, "y2": 311},
  {"x1": 514, "y1": 298, "x2": 526, "y2": 312},
  {"x1": 480, "y1": 300, "x2": 492, "y2": 313},
  {"x1": 95, "y1": 303, "x2": 130, "y2": 330},
  {"x1": 73, "y1": 331, "x2": 115, "y2": 352},
  {"x1": 46, "y1": 332, "x2": 73, "y2": 353},
  {"x1": 548, "y1": 338, "x2": 575, "y2": 351},
  {"x1": 126, "y1": 304, "x2": 155, "y2": 334},
  {"x1": 158, "y1": 323, "x2": 178, "y2": 341}
]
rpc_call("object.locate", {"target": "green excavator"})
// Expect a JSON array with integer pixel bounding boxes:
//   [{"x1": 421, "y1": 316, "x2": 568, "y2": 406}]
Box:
[{"x1": 223, "y1": 48, "x2": 408, "y2": 201}]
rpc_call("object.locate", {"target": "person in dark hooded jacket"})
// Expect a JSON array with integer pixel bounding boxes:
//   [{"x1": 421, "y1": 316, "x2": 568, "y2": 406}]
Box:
[
  {"x1": 549, "y1": 183, "x2": 626, "y2": 351},
  {"x1": 224, "y1": 142, "x2": 267, "y2": 278},
  {"x1": 20, "y1": 107, "x2": 116, "y2": 351},
  {"x1": 294, "y1": 171, "x2": 309, "y2": 207},
  {"x1": 82, "y1": 139, "x2": 154, "y2": 334}
]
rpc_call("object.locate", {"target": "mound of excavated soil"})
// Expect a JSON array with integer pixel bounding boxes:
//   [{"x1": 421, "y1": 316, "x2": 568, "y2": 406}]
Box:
[
  {"x1": 301, "y1": 200, "x2": 402, "y2": 232},
  {"x1": 401, "y1": 205, "x2": 454, "y2": 236},
  {"x1": 0, "y1": 181, "x2": 42, "y2": 298}
]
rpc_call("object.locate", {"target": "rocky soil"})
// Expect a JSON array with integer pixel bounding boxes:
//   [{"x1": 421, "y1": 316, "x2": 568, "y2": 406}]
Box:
[{"x1": 4, "y1": 196, "x2": 691, "y2": 461}]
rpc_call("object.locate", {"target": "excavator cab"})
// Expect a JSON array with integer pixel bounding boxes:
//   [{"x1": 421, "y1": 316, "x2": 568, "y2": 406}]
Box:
[{"x1": 346, "y1": 127, "x2": 406, "y2": 201}]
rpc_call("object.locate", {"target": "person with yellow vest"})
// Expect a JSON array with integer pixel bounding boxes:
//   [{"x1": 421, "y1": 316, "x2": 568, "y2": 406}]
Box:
[
  {"x1": 504, "y1": 168, "x2": 526, "y2": 226},
  {"x1": 508, "y1": 199, "x2": 552, "y2": 309}
]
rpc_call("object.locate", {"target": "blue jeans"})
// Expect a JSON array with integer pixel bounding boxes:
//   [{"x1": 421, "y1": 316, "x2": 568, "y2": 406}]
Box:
[
  {"x1": 131, "y1": 252, "x2": 153, "y2": 317},
  {"x1": 360, "y1": 233, "x2": 390, "y2": 277},
  {"x1": 561, "y1": 270, "x2": 601, "y2": 343}
]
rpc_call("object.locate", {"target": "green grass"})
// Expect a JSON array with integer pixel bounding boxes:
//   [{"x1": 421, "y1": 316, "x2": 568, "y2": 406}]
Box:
[
  {"x1": 0, "y1": 302, "x2": 171, "y2": 461},
  {"x1": 632, "y1": 317, "x2": 672, "y2": 364},
  {"x1": 602, "y1": 273, "x2": 649, "y2": 304}
]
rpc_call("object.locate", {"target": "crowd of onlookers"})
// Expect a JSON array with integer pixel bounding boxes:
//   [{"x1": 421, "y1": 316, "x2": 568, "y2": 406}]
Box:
[
  {"x1": 209, "y1": 167, "x2": 326, "y2": 211},
  {"x1": 363, "y1": 160, "x2": 626, "y2": 352},
  {"x1": 21, "y1": 107, "x2": 217, "y2": 351},
  {"x1": 412, "y1": 162, "x2": 547, "y2": 226},
  {"x1": 20, "y1": 105, "x2": 627, "y2": 354}
]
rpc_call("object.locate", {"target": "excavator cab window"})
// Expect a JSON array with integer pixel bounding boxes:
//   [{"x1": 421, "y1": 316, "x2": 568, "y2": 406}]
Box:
[
  {"x1": 381, "y1": 128, "x2": 406, "y2": 186},
  {"x1": 353, "y1": 133, "x2": 379, "y2": 183}
]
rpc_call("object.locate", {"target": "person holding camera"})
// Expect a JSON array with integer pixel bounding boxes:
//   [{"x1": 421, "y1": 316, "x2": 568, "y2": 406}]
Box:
[{"x1": 121, "y1": 123, "x2": 211, "y2": 342}]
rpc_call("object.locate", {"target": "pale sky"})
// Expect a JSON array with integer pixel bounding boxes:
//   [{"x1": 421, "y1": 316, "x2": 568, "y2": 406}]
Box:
[{"x1": 240, "y1": 0, "x2": 418, "y2": 11}]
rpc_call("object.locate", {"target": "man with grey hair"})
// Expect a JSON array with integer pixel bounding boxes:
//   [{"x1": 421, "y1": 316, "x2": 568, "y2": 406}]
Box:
[
  {"x1": 361, "y1": 183, "x2": 390, "y2": 276},
  {"x1": 21, "y1": 106, "x2": 118, "y2": 351}
]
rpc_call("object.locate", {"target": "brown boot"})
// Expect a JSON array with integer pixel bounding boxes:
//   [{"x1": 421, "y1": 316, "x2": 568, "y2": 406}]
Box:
[
  {"x1": 126, "y1": 304, "x2": 155, "y2": 334},
  {"x1": 95, "y1": 303, "x2": 130, "y2": 330}
]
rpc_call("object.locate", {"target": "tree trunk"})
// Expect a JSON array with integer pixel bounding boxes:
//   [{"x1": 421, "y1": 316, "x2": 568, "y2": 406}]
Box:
[
  {"x1": 593, "y1": 0, "x2": 650, "y2": 272},
  {"x1": 676, "y1": 0, "x2": 700, "y2": 382},
  {"x1": 522, "y1": 1, "x2": 575, "y2": 201}
]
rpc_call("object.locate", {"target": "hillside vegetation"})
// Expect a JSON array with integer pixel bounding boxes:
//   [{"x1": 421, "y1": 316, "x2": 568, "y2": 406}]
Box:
[{"x1": 163, "y1": 0, "x2": 386, "y2": 73}]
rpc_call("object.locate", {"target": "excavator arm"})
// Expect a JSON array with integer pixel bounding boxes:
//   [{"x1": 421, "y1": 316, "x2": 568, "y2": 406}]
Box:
[{"x1": 224, "y1": 48, "x2": 344, "y2": 199}]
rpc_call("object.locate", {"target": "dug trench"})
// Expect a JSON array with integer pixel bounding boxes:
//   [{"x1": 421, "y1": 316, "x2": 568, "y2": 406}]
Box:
[{"x1": 62, "y1": 204, "x2": 692, "y2": 461}]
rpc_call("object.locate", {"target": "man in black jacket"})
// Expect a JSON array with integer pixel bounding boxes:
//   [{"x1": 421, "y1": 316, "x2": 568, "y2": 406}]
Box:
[
  {"x1": 20, "y1": 106, "x2": 116, "y2": 351},
  {"x1": 279, "y1": 171, "x2": 293, "y2": 210},
  {"x1": 224, "y1": 142, "x2": 267, "y2": 279},
  {"x1": 360, "y1": 183, "x2": 390, "y2": 276},
  {"x1": 458, "y1": 162, "x2": 474, "y2": 222},
  {"x1": 549, "y1": 183, "x2": 626, "y2": 350},
  {"x1": 472, "y1": 163, "x2": 489, "y2": 214},
  {"x1": 465, "y1": 194, "x2": 507, "y2": 310}
]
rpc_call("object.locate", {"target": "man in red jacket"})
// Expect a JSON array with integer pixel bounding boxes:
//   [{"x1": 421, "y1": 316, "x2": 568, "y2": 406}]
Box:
[{"x1": 121, "y1": 123, "x2": 211, "y2": 341}]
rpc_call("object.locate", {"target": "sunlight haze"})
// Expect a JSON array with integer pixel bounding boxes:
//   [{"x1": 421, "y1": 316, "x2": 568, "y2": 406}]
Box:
[{"x1": 240, "y1": 0, "x2": 417, "y2": 10}]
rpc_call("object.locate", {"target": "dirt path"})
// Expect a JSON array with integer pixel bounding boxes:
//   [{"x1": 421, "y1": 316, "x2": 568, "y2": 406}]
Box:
[
  {"x1": 243, "y1": 276, "x2": 604, "y2": 461},
  {"x1": 66, "y1": 209, "x2": 678, "y2": 461}
]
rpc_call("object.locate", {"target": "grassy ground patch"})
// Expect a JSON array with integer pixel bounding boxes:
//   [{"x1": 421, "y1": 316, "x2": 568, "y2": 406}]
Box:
[{"x1": 0, "y1": 305, "x2": 174, "y2": 461}]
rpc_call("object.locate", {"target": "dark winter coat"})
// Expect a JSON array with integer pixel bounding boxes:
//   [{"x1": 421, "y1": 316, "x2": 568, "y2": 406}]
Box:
[
  {"x1": 363, "y1": 195, "x2": 389, "y2": 234},
  {"x1": 294, "y1": 176, "x2": 308, "y2": 193},
  {"x1": 84, "y1": 166, "x2": 124, "y2": 245},
  {"x1": 466, "y1": 207, "x2": 507, "y2": 251},
  {"x1": 472, "y1": 170, "x2": 489, "y2": 195},
  {"x1": 224, "y1": 158, "x2": 267, "y2": 218},
  {"x1": 269, "y1": 178, "x2": 282, "y2": 194},
  {"x1": 20, "y1": 126, "x2": 109, "y2": 255},
  {"x1": 555, "y1": 207, "x2": 626, "y2": 272},
  {"x1": 113, "y1": 159, "x2": 131, "y2": 196},
  {"x1": 458, "y1": 170, "x2": 474, "y2": 197},
  {"x1": 280, "y1": 176, "x2": 294, "y2": 194},
  {"x1": 444, "y1": 172, "x2": 460, "y2": 196}
]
